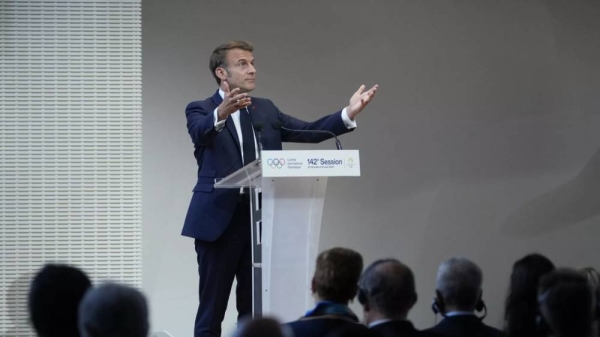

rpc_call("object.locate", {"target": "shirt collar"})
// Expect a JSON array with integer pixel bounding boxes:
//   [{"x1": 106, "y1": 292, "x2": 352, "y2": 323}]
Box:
[
  {"x1": 445, "y1": 311, "x2": 476, "y2": 317},
  {"x1": 304, "y1": 301, "x2": 358, "y2": 322},
  {"x1": 368, "y1": 319, "x2": 394, "y2": 328}
]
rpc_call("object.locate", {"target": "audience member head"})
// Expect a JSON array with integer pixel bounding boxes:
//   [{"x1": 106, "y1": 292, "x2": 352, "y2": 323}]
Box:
[
  {"x1": 504, "y1": 253, "x2": 555, "y2": 337},
  {"x1": 233, "y1": 318, "x2": 288, "y2": 337},
  {"x1": 311, "y1": 247, "x2": 363, "y2": 304},
  {"x1": 358, "y1": 259, "x2": 417, "y2": 324},
  {"x1": 580, "y1": 267, "x2": 600, "y2": 336},
  {"x1": 28, "y1": 264, "x2": 92, "y2": 337},
  {"x1": 580, "y1": 267, "x2": 600, "y2": 308},
  {"x1": 434, "y1": 257, "x2": 483, "y2": 314},
  {"x1": 538, "y1": 269, "x2": 594, "y2": 337},
  {"x1": 78, "y1": 283, "x2": 149, "y2": 337}
]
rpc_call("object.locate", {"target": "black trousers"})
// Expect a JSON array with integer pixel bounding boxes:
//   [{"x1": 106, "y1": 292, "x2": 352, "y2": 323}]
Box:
[{"x1": 194, "y1": 202, "x2": 252, "y2": 337}]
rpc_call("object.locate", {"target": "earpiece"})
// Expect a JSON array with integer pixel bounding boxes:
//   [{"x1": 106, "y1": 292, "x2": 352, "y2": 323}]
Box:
[
  {"x1": 431, "y1": 291, "x2": 446, "y2": 317},
  {"x1": 475, "y1": 299, "x2": 487, "y2": 320},
  {"x1": 431, "y1": 291, "x2": 487, "y2": 320}
]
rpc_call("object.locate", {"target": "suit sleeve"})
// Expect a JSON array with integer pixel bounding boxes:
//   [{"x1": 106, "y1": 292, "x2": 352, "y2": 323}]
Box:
[
  {"x1": 186, "y1": 102, "x2": 220, "y2": 145},
  {"x1": 272, "y1": 99, "x2": 355, "y2": 143}
]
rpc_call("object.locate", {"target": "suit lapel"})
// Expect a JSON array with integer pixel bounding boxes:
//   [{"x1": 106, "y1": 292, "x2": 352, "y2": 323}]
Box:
[
  {"x1": 248, "y1": 101, "x2": 262, "y2": 130},
  {"x1": 211, "y1": 89, "x2": 242, "y2": 156},
  {"x1": 225, "y1": 115, "x2": 241, "y2": 155},
  {"x1": 211, "y1": 90, "x2": 264, "y2": 157}
]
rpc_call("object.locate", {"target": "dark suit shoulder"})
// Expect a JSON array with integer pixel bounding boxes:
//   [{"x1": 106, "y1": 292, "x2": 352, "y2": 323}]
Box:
[
  {"x1": 286, "y1": 318, "x2": 367, "y2": 337},
  {"x1": 249, "y1": 96, "x2": 270, "y2": 103},
  {"x1": 185, "y1": 98, "x2": 213, "y2": 111},
  {"x1": 186, "y1": 96, "x2": 272, "y2": 115},
  {"x1": 424, "y1": 316, "x2": 505, "y2": 337},
  {"x1": 248, "y1": 96, "x2": 275, "y2": 110},
  {"x1": 481, "y1": 325, "x2": 505, "y2": 337},
  {"x1": 370, "y1": 321, "x2": 431, "y2": 337},
  {"x1": 185, "y1": 100, "x2": 201, "y2": 110}
]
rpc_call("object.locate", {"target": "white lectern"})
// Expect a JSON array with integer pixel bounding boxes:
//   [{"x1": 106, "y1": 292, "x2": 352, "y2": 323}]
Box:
[{"x1": 214, "y1": 150, "x2": 360, "y2": 322}]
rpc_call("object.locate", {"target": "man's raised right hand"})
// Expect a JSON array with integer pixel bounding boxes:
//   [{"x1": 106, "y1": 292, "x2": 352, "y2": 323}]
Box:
[{"x1": 217, "y1": 80, "x2": 252, "y2": 121}]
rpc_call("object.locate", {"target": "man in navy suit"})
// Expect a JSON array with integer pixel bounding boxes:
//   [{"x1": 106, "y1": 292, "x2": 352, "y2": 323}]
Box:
[
  {"x1": 285, "y1": 247, "x2": 368, "y2": 337},
  {"x1": 359, "y1": 259, "x2": 424, "y2": 337},
  {"x1": 426, "y1": 258, "x2": 504, "y2": 337},
  {"x1": 182, "y1": 40, "x2": 378, "y2": 337}
]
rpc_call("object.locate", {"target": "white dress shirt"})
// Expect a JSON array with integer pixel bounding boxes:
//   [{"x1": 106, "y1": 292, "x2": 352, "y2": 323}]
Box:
[{"x1": 445, "y1": 311, "x2": 476, "y2": 317}]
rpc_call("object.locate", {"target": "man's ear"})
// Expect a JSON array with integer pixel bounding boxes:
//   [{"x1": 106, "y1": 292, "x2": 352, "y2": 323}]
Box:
[
  {"x1": 215, "y1": 67, "x2": 228, "y2": 82},
  {"x1": 363, "y1": 300, "x2": 371, "y2": 312},
  {"x1": 311, "y1": 277, "x2": 316, "y2": 294},
  {"x1": 359, "y1": 288, "x2": 370, "y2": 311},
  {"x1": 410, "y1": 291, "x2": 418, "y2": 308},
  {"x1": 475, "y1": 289, "x2": 484, "y2": 311}
]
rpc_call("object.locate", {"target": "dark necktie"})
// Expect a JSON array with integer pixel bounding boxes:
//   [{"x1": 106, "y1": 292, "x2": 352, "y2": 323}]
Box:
[{"x1": 239, "y1": 107, "x2": 256, "y2": 165}]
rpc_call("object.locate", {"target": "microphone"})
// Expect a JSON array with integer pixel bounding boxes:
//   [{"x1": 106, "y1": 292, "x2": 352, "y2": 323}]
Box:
[
  {"x1": 246, "y1": 107, "x2": 264, "y2": 159},
  {"x1": 253, "y1": 122, "x2": 264, "y2": 156},
  {"x1": 271, "y1": 122, "x2": 343, "y2": 150}
]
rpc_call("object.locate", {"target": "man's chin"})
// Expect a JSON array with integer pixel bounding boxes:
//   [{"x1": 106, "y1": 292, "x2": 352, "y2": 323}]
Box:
[{"x1": 243, "y1": 84, "x2": 256, "y2": 92}]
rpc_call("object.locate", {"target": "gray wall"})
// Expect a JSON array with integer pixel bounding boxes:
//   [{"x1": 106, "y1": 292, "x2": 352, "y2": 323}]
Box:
[{"x1": 142, "y1": 1, "x2": 600, "y2": 336}]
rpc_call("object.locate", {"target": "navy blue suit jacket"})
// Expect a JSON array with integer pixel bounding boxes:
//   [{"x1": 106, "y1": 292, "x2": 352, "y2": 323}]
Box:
[
  {"x1": 371, "y1": 320, "x2": 436, "y2": 337},
  {"x1": 425, "y1": 316, "x2": 505, "y2": 337},
  {"x1": 182, "y1": 90, "x2": 354, "y2": 241},
  {"x1": 286, "y1": 318, "x2": 370, "y2": 337}
]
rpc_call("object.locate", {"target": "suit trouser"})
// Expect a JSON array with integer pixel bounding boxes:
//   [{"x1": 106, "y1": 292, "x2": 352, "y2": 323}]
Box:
[{"x1": 194, "y1": 201, "x2": 252, "y2": 337}]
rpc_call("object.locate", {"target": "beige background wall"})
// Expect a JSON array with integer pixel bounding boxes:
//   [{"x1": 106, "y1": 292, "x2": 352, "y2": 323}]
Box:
[{"x1": 142, "y1": 1, "x2": 600, "y2": 336}]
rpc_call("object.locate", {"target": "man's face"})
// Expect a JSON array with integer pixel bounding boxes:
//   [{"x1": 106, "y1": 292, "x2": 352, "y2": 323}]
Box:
[{"x1": 218, "y1": 48, "x2": 256, "y2": 93}]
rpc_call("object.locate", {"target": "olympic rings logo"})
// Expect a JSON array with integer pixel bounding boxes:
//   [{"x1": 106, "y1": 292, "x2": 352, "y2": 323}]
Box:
[{"x1": 266, "y1": 158, "x2": 285, "y2": 169}]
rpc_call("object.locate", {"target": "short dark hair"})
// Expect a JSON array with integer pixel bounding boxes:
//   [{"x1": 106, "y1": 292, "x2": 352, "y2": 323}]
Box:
[
  {"x1": 28, "y1": 264, "x2": 92, "y2": 337},
  {"x1": 313, "y1": 247, "x2": 363, "y2": 303},
  {"x1": 359, "y1": 259, "x2": 417, "y2": 318},
  {"x1": 538, "y1": 269, "x2": 593, "y2": 337},
  {"x1": 209, "y1": 40, "x2": 254, "y2": 85},
  {"x1": 78, "y1": 283, "x2": 149, "y2": 337}
]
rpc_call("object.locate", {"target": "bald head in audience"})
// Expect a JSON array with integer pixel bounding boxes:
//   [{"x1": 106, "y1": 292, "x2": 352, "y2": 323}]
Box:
[{"x1": 359, "y1": 258, "x2": 417, "y2": 324}]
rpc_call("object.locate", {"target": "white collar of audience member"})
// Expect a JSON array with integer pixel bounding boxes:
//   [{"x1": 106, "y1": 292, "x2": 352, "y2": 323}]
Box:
[{"x1": 445, "y1": 311, "x2": 476, "y2": 317}]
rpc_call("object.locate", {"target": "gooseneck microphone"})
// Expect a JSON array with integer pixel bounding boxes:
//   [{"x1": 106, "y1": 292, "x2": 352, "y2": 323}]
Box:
[
  {"x1": 271, "y1": 122, "x2": 343, "y2": 150},
  {"x1": 253, "y1": 122, "x2": 264, "y2": 156},
  {"x1": 246, "y1": 107, "x2": 263, "y2": 159}
]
